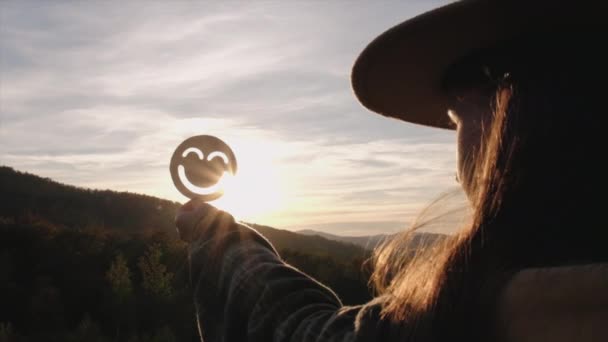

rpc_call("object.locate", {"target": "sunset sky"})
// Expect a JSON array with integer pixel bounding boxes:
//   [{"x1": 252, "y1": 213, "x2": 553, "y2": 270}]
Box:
[{"x1": 0, "y1": 1, "x2": 465, "y2": 235}]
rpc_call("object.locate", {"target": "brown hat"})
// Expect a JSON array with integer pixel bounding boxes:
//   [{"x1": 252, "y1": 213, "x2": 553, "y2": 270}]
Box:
[{"x1": 351, "y1": 0, "x2": 607, "y2": 130}]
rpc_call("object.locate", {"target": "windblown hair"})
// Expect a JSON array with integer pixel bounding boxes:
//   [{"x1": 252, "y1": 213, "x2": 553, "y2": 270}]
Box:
[{"x1": 372, "y1": 34, "x2": 608, "y2": 341}]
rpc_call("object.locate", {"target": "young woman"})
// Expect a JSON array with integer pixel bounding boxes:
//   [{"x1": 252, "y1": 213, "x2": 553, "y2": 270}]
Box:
[{"x1": 176, "y1": 1, "x2": 608, "y2": 341}]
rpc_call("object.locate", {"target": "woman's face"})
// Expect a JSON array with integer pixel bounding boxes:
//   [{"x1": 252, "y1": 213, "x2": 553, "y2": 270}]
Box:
[{"x1": 447, "y1": 89, "x2": 494, "y2": 199}]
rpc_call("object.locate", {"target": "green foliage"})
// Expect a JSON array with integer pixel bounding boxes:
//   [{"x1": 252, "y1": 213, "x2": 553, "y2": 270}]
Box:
[
  {"x1": 138, "y1": 244, "x2": 174, "y2": 300},
  {"x1": 0, "y1": 222, "x2": 194, "y2": 341},
  {"x1": 106, "y1": 253, "x2": 133, "y2": 303}
]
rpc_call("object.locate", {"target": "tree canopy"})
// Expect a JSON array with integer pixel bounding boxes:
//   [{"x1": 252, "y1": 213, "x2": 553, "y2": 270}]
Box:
[{"x1": 0, "y1": 166, "x2": 374, "y2": 341}]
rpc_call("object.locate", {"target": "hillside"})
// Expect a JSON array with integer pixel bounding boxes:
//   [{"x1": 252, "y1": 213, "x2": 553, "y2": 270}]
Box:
[
  {"x1": 297, "y1": 229, "x2": 391, "y2": 249},
  {"x1": 0, "y1": 166, "x2": 368, "y2": 261},
  {"x1": 0, "y1": 166, "x2": 181, "y2": 237},
  {"x1": 0, "y1": 166, "x2": 375, "y2": 340}
]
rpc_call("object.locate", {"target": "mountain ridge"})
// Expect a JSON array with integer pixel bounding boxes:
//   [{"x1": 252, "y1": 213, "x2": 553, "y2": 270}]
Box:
[
  {"x1": 296, "y1": 228, "x2": 446, "y2": 250},
  {"x1": 296, "y1": 229, "x2": 392, "y2": 250},
  {"x1": 0, "y1": 166, "x2": 370, "y2": 261},
  {"x1": 0, "y1": 166, "x2": 445, "y2": 258},
  {"x1": 0, "y1": 170, "x2": 379, "y2": 339}
]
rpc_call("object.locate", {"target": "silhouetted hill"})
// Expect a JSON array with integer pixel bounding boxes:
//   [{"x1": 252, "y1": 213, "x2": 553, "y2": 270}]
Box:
[
  {"x1": 297, "y1": 229, "x2": 391, "y2": 250},
  {"x1": 0, "y1": 166, "x2": 368, "y2": 260},
  {"x1": 0, "y1": 166, "x2": 455, "y2": 339},
  {"x1": 0, "y1": 166, "x2": 181, "y2": 236}
]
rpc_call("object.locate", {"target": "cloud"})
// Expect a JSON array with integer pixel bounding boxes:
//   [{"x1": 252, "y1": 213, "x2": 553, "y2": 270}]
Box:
[{"x1": 0, "y1": 0, "x2": 463, "y2": 235}]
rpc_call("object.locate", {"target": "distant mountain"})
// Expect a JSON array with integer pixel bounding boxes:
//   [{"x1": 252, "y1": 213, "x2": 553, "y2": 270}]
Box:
[
  {"x1": 253, "y1": 224, "x2": 367, "y2": 263},
  {"x1": 0, "y1": 166, "x2": 368, "y2": 262},
  {"x1": 296, "y1": 229, "x2": 391, "y2": 250},
  {"x1": 297, "y1": 229, "x2": 446, "y2": 251}
]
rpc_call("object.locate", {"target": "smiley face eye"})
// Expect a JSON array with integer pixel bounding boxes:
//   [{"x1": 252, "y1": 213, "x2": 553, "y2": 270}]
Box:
[
  {"x1": 182, "y1": 147, "x2": 204, "y2": 160},
  {"x1": 207, "y1": 151, "x2": 228, "y2": 164}
]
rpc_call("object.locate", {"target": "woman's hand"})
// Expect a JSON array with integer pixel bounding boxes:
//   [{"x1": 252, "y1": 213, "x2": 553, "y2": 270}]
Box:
[{"x1": 175, "y1": 199, "x2": 231, "y2": 243}]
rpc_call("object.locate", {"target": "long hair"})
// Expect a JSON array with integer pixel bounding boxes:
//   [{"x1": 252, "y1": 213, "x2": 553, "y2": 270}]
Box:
[{"x1": 372, "y1": 35, "x2": 608, "y2": 340}]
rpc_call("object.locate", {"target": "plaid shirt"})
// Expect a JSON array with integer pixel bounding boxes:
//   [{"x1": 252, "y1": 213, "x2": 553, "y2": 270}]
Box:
[
  {"x1": 188, "y1": 212, "x2": 402, "y2": 342},
  {"x1": 188, "y1": 210, "x2": 608, "y2": 341}
]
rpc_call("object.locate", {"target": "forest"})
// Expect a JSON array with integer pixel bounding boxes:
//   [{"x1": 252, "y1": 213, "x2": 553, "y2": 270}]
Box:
[{"x1": 0, "y1": 166, "x2": 375, "y2": 341}]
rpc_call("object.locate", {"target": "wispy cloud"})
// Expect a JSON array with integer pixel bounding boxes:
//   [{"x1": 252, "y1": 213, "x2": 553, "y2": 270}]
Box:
[{"x1": 0, "y1": 1, "x2": 463, "y2": 235}]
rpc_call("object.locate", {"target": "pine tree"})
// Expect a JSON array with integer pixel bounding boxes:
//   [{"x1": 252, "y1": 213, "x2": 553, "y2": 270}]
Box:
[
  {"x1": 106, "y1": 253, "x2": 133, "y2": 340},
  {"x1": 106, "y1": 253, "x2": 133, "y2": 303},
  {"x1": 138, "y1": 244, "x2": 173, "y2": 300}
]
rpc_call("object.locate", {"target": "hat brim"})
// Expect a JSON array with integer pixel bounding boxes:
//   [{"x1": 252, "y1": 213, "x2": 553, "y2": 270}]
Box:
[{"x1": 351, "y1": 1, "x2": 605, "y2": 130}]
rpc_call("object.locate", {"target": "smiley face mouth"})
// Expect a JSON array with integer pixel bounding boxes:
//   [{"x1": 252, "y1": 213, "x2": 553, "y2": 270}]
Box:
[{"x1": 178, "y1": 165, "x2": 227, "y2": 196}]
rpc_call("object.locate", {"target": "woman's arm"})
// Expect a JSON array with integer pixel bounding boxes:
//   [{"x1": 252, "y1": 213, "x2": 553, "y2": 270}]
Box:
[{"x1": 177, "y1": 202, "x2": 391, "y2": 341}]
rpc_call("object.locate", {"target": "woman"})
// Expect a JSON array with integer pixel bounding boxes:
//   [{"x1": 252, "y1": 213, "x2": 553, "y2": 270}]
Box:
[{"x1": 176, "y1": 1, "x2": 608, "y2": 341}]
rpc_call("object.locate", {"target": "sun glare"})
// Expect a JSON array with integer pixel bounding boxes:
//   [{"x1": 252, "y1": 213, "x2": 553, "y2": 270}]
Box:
[{"x1": 209, "y1": 138, "x2": 286, "y2": 223}]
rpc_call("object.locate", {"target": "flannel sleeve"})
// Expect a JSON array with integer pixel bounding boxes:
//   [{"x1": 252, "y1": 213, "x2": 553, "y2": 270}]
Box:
[{"x1": 188, "y1": 210, "x2": 393, "y2": 342}]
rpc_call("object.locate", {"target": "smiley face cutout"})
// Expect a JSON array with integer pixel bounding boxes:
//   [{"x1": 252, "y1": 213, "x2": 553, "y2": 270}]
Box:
[{"x1": 170, "y1": 135, "x2": 237, "y2": 201}]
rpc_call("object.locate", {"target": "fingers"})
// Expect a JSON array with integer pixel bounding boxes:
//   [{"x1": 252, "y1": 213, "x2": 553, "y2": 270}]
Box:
[
  {"x1": 175, "y1": 198, "x2": 238, "y2": 244},
  {"x1": 178, "y1": 198, "x2": 210, "y2": 215},
  {"x1": 175, "y1": 199, "x2": 218, "y2": 243}
]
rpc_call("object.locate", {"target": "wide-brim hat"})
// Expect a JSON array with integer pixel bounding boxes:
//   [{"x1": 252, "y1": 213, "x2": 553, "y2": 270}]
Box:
[{"x1": 351, "y1": 0, "x2": 607, "y2": 130}]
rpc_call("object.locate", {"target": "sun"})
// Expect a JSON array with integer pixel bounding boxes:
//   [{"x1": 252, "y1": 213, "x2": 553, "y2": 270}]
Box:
[{"x1": 209, "y1": 139, "x2": 285, "y2": 223}]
